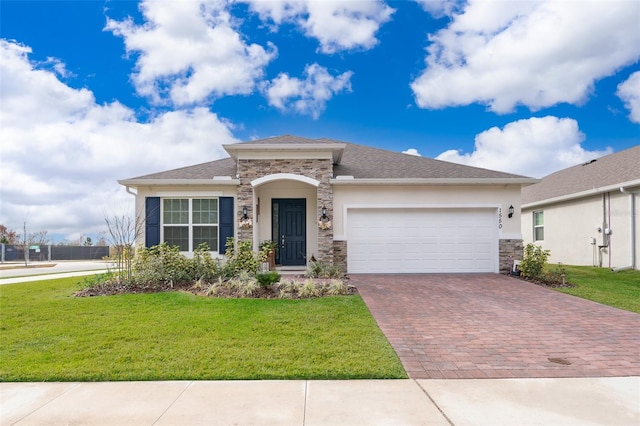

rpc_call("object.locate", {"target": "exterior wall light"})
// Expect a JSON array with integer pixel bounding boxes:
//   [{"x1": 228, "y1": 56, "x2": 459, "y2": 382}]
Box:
[
  {"x1": 318, "y1": 206, "x2": 331, "y2": 230},
  {"x1": 508, "y1": 205, "x2": 514, "y2": 218},
  {"x1": 242, "y1": 206, "x2": 249, "y2": 220}
]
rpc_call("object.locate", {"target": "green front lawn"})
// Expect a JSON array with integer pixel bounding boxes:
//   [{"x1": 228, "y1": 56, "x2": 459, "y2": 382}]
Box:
[
  {"x1": 0, "y1": 277, "x2": 406, "y2": 382},
  {"x1": 550, "y1": 265, "x2": 640, "y2": 313}
]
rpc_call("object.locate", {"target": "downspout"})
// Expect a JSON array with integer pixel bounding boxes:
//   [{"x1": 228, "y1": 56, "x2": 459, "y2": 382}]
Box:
[
  {"x1": 613, "y1": 187, "x2": 636, "y2": 271},
  {"x1": 125, "y1": 185, "x2": 137, "y2": 196}
]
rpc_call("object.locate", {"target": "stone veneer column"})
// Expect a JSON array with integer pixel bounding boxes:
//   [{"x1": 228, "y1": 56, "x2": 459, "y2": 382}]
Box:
[
  {"x1": 333, "y1": 240, "x2": 347, "y2": 273},
  {"x1": 316, "y1": 165, "x2": 333, "y2": 264},
  {"x1": 236, "y1": 169, "x2": 253, "y2": 243},
  {"x1": 499, "y1": 239, "x2": 523, "y2": 274},
  {"x1": 236, "y1": 158, "x2": 334, "y2": 263}
]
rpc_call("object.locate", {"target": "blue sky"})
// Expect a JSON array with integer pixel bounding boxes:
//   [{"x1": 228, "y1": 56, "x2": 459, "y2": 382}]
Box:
[{"x1": 1, "y1": 0, "x2": 639, "y2": 242}]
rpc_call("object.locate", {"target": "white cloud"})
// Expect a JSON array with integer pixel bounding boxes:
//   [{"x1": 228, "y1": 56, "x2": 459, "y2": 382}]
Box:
[
  {"x1": 411, "y1": 0, "x2": 640, "y2": 113},
  {"x1": 616, "y1": 71, "x2": 640, "y2": 123},
  {"x1": 414, "y1": 0, "x2": 458, "y2": 18},
  {"x1": 402, "y1": 148, "x2": 422, "y2": 156},
  {"x1": 436, "y1": 116, "x2": 612, "y2": 178},
  {"x1": 105, "y1": 0, "x2": 276, "y2": 105},
  {"x1": 245, "y1": 0, "x2": 394, "y2": 53},
  {"x1": 264, "y1": 63, "x2": 353, "y2": 119},
  {"x1": 0, "y1": 39, "x2": 238, "y2": 239}
]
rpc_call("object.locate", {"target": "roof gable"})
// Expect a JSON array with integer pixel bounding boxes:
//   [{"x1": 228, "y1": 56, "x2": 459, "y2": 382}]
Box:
[
  {"x1": 522, "y1": 145, "x2": 640, "y2": 205},
  {"x1": 223, "y1": 135, "x2": 345, "y2": 163}
]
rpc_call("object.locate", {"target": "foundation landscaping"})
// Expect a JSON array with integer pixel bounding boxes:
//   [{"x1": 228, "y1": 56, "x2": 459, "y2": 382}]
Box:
[{"x1": 75, "y1": 240, "x2": 353, "y2": 299}]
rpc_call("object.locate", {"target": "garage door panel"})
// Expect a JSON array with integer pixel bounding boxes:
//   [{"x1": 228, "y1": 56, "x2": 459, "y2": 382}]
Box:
[{"x1": 347, "y1": 208, "x2": 497, "y2": 273}]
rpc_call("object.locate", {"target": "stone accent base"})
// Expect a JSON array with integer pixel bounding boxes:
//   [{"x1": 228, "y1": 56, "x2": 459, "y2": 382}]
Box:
[
  {"x1": 499, "y1": 239, "x2": 523, "y2": 274},
  {"x1": 333, "y1": 240, "x2": 347, "y2": 274}
]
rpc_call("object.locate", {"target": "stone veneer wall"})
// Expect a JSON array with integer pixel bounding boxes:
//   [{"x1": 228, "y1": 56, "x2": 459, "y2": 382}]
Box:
[
  {"x1": 499, "y1": 239, "x2": 523, "y2": 274},
  {"x1": 236, "y1": 158, "x2": 335, "y2": 263},
  {"x1": 333, "y1": 240, "x2": 347, "y2": 274}
]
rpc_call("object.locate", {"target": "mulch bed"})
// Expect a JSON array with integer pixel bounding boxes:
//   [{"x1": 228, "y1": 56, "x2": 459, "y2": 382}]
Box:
[
  {"x1": 74, "y1": 276, "x2": 357, "y2": 299},
  {"x1": 505, "y1": 272, "x2": 576, "y2": 288}
]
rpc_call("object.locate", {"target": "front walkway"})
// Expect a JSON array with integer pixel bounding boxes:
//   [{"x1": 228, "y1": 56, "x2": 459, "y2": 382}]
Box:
[{"x1": 352, "y1": 274, "x2": 640, "y2": 379}]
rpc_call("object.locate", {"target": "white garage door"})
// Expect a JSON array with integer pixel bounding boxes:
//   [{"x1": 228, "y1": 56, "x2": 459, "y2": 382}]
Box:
[{"x1": 347, "y1": 208, "x2": 498, "y2": 273}]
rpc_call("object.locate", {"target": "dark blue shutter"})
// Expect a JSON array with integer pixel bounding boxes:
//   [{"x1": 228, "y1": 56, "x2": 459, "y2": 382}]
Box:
[
  {"x1": 145, "y1": 197, "x2": 161, "y2": 247},
  {"x1": 219, "y1": 197, "x2": 234, "y2": 253}
]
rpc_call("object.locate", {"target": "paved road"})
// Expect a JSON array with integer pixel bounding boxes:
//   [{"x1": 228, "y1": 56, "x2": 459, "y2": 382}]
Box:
[{"x1": 0, "y1": 261, "x2": 112, "y2": 284}]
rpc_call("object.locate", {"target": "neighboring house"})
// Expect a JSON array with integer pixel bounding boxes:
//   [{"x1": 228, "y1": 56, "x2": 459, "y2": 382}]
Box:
[
  {"x1": 521, "y1": 145, "x2": 640, "y2": 270},
  {"x1": 119, "y1": 135, "x2": 536, "y2": 274}
]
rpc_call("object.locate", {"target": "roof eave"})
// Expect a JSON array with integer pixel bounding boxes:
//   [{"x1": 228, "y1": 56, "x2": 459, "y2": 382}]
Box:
[
  {"x1": 118, "y1": 178, "x2": 240, "y2": 186},
  {"x1": 330, "y1": 177, "x2": 540, "y2": 186},
  {"x1": 223, "y1": 143, "x2": 346, "y2": 163},
  {"x1": 523, "y1": 178, "x2": 640, "y2": 209}
]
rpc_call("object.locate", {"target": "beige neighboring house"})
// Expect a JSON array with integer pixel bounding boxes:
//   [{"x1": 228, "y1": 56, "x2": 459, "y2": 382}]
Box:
[
  {"x1": 119, "y1": 135, "x2": 536, "y2": 274},
  {"x1": 521, "y1": 145, "x2": 640, "y2": 270}
]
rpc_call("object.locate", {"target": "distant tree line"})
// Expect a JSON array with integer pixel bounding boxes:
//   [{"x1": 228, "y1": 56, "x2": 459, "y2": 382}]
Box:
[{"x1": 0, "y1": 224, "x2": 107, "y2": 247}]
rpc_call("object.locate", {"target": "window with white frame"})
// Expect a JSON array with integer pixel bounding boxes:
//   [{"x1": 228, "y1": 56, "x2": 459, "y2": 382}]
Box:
[
  {"x1": 533, "y1": 210, "x2": 544, "y2": 241},
  {"x1": 163, "y1": 198, "x2": 218, "y2": 251}
]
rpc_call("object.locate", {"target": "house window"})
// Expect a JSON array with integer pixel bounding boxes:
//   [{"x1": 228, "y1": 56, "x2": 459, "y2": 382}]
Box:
[
  {"x1": 162, "y1": 198, "x2": 218, "y2": 251},
  {"x1": 533, "y1": 210, "x2": 544, "y2": 241}
]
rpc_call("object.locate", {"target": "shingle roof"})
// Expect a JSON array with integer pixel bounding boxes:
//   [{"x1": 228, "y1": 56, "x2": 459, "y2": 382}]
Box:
[
  {"x1": 126, "y1": 157, "x2": 236, "y2": 180},
  {"x1": 522, "y1": 145, "x2": 640, "y2": 205},
  {"x1": 325, "y1": 139, "x2": 528, "y2": 179},
  {"x1": 122, "y1": 135, "x2": 532, "y2": 182}
]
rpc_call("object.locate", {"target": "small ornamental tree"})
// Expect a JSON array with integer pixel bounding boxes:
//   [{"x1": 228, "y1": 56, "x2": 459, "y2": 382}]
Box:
[
  {"x1": 519, "y1": 243, "x2": 550, "y2": 279},
  {"x1": 104, "y1": 212, "x2": 143, "y2": 282}
]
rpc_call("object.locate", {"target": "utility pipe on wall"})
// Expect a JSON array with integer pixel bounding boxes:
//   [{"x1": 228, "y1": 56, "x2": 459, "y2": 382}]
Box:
[{"x1": 598, "y1": 193, "x2": 610, "y2": 268}]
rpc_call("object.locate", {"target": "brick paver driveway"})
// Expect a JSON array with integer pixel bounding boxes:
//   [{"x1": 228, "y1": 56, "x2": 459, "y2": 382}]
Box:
[{"x1": 351, "y1": 274, "x2": 640, "y2": 379}]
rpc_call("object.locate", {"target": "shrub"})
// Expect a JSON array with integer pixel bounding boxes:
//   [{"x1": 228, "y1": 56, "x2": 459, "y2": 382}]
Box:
[
  {"x1": 520, "y1": 243, "x2": 550, "y2": 279},
  {"x1": 325, "y1": 279, "x2": 348, "y2": 296},
  {"x1": 222, "y1": 238, "x2": 260, "y2": 277},
  {"x1": 132, "y1": 243, "x2": 192, "y2": 287},
  {"x1": 191, "y1": 243, "x2": 222, "y2": 282},
  {"x1": 80, "y1": 272, "x2": 115, "y2": 289},
  {"x1": 276, "y1": 279, "x2": 299, "y2": 299},
  {"x1": 258, "y1": 240, "x2": 278, "y2": 262},
  {"x1": 256, "y1": 271, "x2": 281, "y2": 287},
  {"x1": 299, "y1": 279, "x2": 320, "y2": 298},
  {"x1": 226, "y1": 271, "x2": 259, "y2": 297},
  {"x1": 544, "y1": 263, "x2": 568, "y2": 285},
  {"x1": 306, "y1": 261, "x2": 342, "y2": 279},
  {"x1": 205, "y1": 277, "x2": 226, "y2": 296}
]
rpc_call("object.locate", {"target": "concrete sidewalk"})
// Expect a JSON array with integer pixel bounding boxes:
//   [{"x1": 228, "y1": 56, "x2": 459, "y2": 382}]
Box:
[{"x1": 2, "y1": 377, "x2": 639, "y2": 425}]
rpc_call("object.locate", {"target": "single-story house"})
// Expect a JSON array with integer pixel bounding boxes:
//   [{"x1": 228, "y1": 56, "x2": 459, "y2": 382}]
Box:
[
  {"x1": 521, "y1": 145, "x2": 640, "y2": 270},
  {"x1": 119, "y1": 135, "x2": 536, "y2": 274}
]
